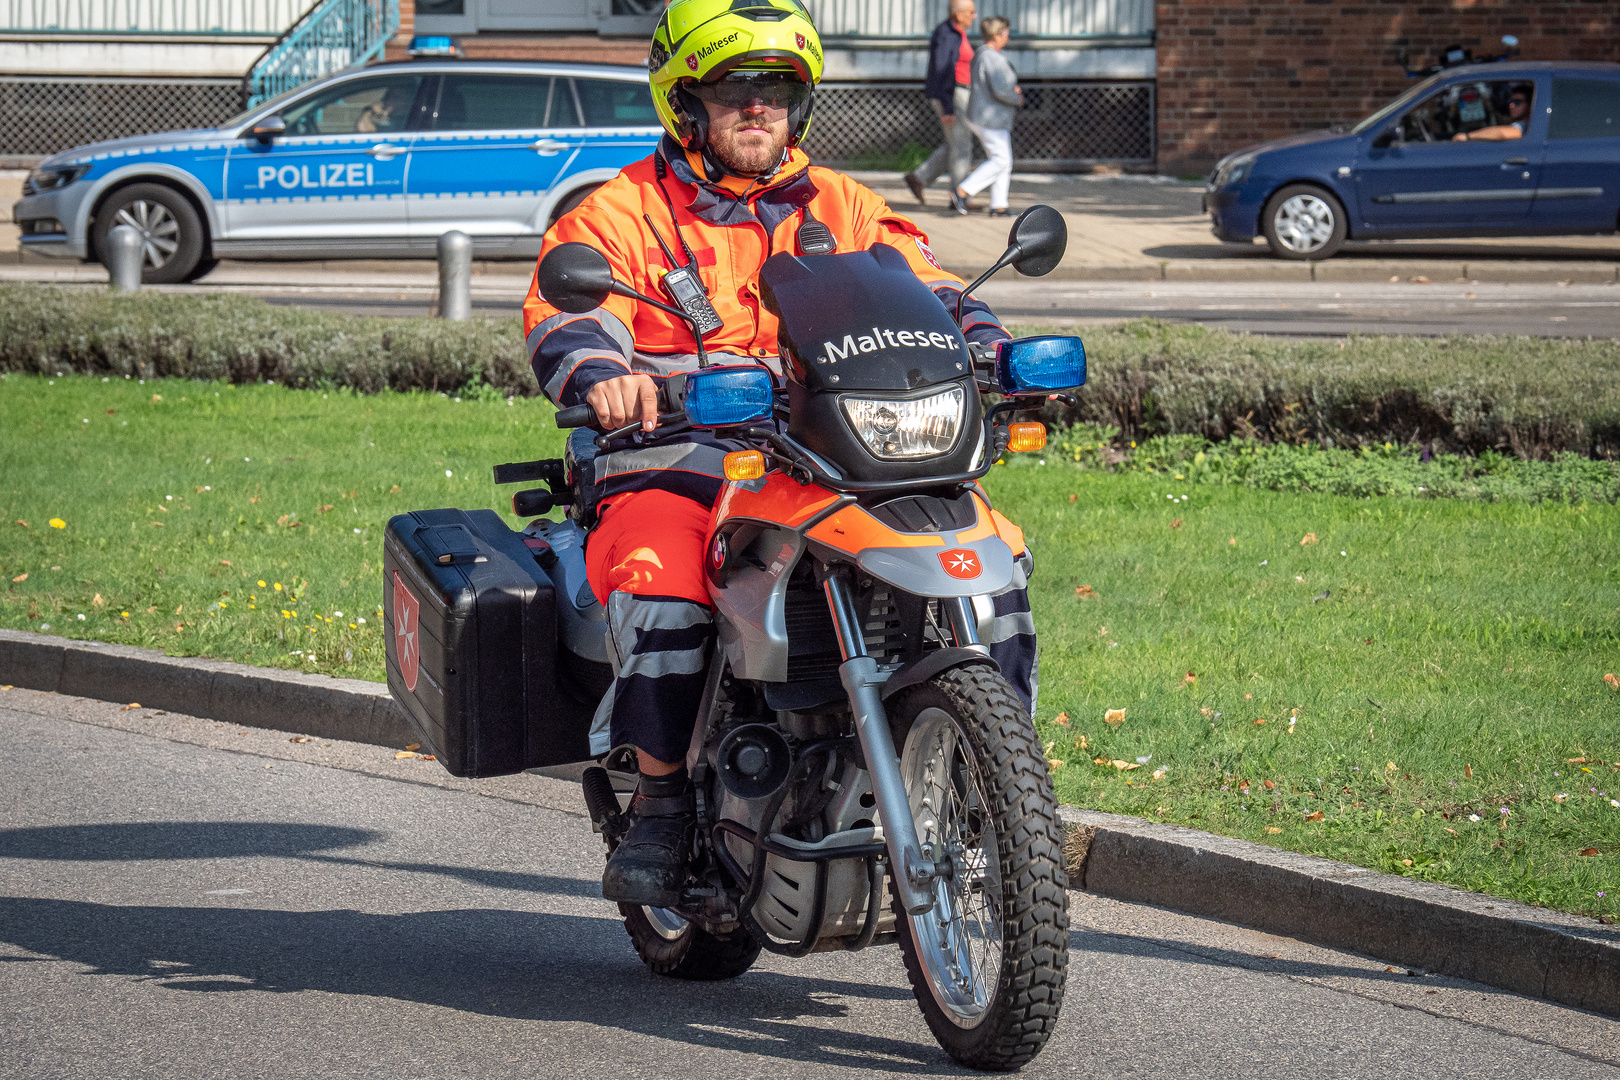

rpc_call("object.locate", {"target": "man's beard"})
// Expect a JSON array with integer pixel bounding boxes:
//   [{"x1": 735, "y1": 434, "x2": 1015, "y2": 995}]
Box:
[{"x1": 708, "y1": 120, "x2": 788, "y2": 176}]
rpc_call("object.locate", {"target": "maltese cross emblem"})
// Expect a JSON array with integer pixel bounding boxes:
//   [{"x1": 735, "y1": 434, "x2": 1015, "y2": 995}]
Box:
[
  {"x1": 392, "y1": 571, "x2": 420, "y2": 693},
  {"x1": 685, "y1": 53, "x2": 699, "y2": 71},
  {"x1": 795, "y1": 32, "x2": 806, "y2": 49},
  {"x1": 938, "y1": 549, "x2": 982, "y2": 579}
]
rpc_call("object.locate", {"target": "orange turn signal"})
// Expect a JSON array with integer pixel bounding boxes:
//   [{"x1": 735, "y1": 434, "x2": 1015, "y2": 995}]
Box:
[
  {"x1": 723, "y1": 450, "x2": 766, "y2": 481},
  {"x1": 1007, "y1": 422, "x2": 1047, "y2": 453}
]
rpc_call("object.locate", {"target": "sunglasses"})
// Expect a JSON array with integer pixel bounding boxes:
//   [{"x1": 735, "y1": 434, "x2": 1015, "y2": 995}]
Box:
[
  {"x1": 686, "y1": 73, "x2": 811, "y2": 111},
  {"x1": 1509, "y1": 96, "x2": 1528, "y2": 105}
]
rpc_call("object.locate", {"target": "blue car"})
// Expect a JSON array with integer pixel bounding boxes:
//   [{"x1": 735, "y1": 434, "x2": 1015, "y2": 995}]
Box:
[
  {"x1": 12, "y1": 60, "x2": 660, "y2": 283},
  {"x1": 1203, "y1": 61, "x2": 1620, "y2": 260}
]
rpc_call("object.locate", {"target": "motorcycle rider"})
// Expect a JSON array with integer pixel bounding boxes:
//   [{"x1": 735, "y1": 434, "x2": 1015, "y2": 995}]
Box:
[{"x1": 523, "y1": 0, "x2": 1038, "y2": 908}]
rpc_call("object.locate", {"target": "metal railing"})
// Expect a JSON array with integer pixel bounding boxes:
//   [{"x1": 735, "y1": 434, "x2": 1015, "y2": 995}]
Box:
[
  {"x1": 1, "y1": 0, "x2": 305, "y2": 35},
  {"x1": 245, "y1": 0, "x2": 399, "y2": 108}
]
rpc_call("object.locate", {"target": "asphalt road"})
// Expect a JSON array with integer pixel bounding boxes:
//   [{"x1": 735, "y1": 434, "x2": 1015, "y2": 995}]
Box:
[
  {"x1": 229, "y1": 279, "x2": 1620, "y2": 337},
  {"x1": 978, "y1": 279, "x2": 1620, "y2": 338},
  {"x1": 3, "y1": 688, "x2": 1618, "y2": 1080}
]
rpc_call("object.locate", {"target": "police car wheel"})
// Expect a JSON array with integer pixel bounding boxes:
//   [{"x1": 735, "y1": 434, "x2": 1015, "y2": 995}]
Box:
[
  {"x1": 93, "y1": 183, "x2": 204, "y2": 285},
  {"x1": 1261, "y1": 183, "x2": 1346, "y2": 261},
  {"x1": 548, "y1": 183, "x2": 601, "y2": 228}
]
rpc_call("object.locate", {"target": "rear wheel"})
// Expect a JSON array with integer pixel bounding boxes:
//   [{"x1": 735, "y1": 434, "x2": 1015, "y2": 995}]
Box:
[
  {"x1": 620, "y1": 903, "x2": 760, "y2": 980},
  {"x1": 92, "y1": 183, "x2": 205, "y2": 284},
  {"x1": 889, "y1": 665, "x2": 1068, "y2": 1071},
  {"x1": 1262, "y1": 183, "x2": 1347, "y2": 260}
]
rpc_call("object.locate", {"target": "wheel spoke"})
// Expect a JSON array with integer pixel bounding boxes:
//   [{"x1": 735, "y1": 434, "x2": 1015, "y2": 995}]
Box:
[{"x1": 900, "y1": 705, "x2": 1004, "y2": 1025}]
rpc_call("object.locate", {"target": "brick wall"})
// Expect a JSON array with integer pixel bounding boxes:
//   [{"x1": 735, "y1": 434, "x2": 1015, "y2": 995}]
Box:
[{"x1": 1156, "y1": 0, "x2": 1620, "y2": 176}]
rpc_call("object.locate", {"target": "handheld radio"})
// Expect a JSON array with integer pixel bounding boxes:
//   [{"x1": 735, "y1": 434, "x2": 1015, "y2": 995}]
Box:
[{"x1": 644, "y1": 215, "x2": 723, "y2": 337}]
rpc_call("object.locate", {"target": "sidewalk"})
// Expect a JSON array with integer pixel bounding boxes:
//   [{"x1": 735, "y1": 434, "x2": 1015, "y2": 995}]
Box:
[
  {"x1": 853, "y1": 171, "x2": 1620, "y2": 284},
  {"x1": 5, "y1": 169, "x2": 1617, "y2": 286}
]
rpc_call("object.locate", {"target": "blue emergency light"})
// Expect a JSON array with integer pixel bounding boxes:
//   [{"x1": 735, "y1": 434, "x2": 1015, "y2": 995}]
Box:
[
  {"x1": 683, "y1": 366, "x2": 775, "y2": 428},
  {"x1": 996, "y1": 335, "x2": 1087, "y2": 395}
]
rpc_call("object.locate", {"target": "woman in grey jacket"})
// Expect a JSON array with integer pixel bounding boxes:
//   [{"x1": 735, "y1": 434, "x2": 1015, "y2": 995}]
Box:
[{"x1": 952, "y1": 16, "x2": 1022, "y2": 216}]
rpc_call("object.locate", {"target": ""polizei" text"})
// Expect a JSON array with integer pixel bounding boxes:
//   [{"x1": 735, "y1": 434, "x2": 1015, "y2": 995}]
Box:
[{"x1": 256, "y1": 162, "x2": 378, "y2": 191}]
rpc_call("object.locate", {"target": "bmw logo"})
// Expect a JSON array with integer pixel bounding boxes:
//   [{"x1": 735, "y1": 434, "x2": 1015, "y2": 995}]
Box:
[{"x1": 710, "y1": 533, "x2": 729, "y2": 570}]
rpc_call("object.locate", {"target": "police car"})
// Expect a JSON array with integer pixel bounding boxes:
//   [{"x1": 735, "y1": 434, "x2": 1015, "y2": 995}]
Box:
[{"x1": 13, "y1": 60, "x2": 660, "y2": 283}]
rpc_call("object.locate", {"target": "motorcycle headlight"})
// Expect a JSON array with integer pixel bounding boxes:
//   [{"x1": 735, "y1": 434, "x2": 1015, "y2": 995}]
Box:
[
  {"x1": 841, "y1": 386, "x2": 965, "y2": 460},
  {"x1": 25, "y1": 164, "x2": 88, "y2": 194}
]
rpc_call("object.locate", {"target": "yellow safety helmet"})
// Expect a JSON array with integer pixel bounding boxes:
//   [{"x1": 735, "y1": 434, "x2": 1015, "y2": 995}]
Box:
[{"x1": 649, "y1": 0, "x2": 824, "y2": 152}]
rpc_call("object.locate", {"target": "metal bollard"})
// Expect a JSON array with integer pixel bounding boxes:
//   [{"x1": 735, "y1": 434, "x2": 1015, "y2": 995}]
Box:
[
  {"x1": 437, "y1": 230, "x2": 472, "y2": 320},
  {"x1": 106, "y1": 224, "x2": 144, "y2": 292}
]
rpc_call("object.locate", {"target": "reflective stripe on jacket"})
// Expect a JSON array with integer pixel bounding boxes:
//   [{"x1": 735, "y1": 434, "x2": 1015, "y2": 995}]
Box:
[{"x1": 523, "y1": 136, "x2": 1008, "y2": 508}]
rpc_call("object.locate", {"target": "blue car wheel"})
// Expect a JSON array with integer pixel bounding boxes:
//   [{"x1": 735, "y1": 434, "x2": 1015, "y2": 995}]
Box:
[{"x1": 1261, "y1": 183, "x2": 1347, "y2": 260}]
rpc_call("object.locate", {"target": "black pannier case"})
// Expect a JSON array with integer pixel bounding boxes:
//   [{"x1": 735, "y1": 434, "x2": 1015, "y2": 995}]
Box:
[{"x1": 383, "y1": 508, "x2": 594, "y2": 777}]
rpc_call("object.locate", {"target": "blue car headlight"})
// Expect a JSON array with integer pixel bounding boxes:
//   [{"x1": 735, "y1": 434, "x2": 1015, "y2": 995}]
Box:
[
  {"x1": 683, "y1": 365, "x2": 774, "y2": 428},
  {"x1": 996, "y1": 336, "x2": 1087, "y2": 395}
]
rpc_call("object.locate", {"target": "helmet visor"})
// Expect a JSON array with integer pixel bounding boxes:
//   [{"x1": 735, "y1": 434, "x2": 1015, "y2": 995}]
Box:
[{"x1": 685, "y1": 71, "x2": 811, "y2": 112}]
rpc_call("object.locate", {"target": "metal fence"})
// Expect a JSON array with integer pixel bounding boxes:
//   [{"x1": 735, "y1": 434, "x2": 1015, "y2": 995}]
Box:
[
  {"x1": 804, "y1": 81, "x2": 1154, "y2": 171},
  {"x1": 1, "y1": 0, "x2": 304, "y2": 34},
  {"x1": 0, "y1": 76, "x2": 242, "y2": 158},
  {"x1": 808, "y1": 0, "x2": 1154, "y2": 38}
]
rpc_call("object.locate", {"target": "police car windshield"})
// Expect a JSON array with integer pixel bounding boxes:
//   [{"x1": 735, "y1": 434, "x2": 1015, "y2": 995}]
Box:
[
  {"x1": 1351, "y1": 76, "x2": 1440, "y2": 134},
  {"x1": 219, "y1": 80, "x2": 322, "y2": 131}
]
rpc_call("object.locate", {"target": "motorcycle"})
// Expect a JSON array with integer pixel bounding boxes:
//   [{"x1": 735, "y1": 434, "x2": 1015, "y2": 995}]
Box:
[{"x1": 383, "y1": 206, "x2": 1086, "y2": 1071}]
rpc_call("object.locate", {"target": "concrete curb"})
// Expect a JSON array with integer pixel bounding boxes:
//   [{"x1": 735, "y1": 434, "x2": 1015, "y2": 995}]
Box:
[
  {"x1": 1060, "y1": 806, "x2": 1620, "y2": 1019},
  {"x1": 2, "y1": 627, "x2": 1615, "y2": 1018},
  {"x1": 0, "y1": 628, "x2": 412, "y2": 749}
]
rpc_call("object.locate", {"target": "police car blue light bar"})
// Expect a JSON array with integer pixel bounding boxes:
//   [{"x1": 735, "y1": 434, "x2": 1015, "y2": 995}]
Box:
[
  {"x1": 408, "y1": 35, "x2": 458, "y2": 57},
  {"x1": 996, "y1": 335, "x2": 1087, "y2": 395},
  {"x1": 684, "y1": 366, "x2": 775, "y2": 428}
]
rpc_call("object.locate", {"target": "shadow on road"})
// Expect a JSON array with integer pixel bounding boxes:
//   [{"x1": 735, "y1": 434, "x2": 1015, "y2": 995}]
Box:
[
  {"x1": 0, "y1": 821, "x2": 607, "y2": 900},
  {"x1": 0, "y1": 897, "x2": 944, "y2": 1072},
  {"x1": 0, "y1": 821, "x2": 380, "y2": 861}
]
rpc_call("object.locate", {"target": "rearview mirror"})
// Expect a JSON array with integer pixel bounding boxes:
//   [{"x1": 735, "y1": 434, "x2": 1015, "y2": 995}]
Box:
[
  {"x1": 250, "y1": 115, "x2": 285, "y2": 143},
  {"x1": 1008, "y1": 205, "x2": 1067, "y2": 277},
  {"x1": 537, "y1": 242, "x2": 615, "y2": 314}
]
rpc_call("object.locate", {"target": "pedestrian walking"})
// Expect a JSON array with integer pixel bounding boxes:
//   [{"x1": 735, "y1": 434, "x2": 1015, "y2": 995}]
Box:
[
  {"x1": 903, "y1": 0, "x2": 976, "y2": 205},
  {"x1": 952, "y1": 16, "x2": 1021, "y2": 217}
]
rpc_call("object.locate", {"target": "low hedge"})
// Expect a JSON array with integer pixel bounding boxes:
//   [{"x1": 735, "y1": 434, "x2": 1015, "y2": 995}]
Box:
[
  {"x1": 0, "y1": 284, "x2": 536, "y2": 396},
  {"x1": 3, "y1": 284, "x2": 1617, "y2": 459},
  {"x1": 1042, "y1": 320, "x2": 1620, "y2": 459}
]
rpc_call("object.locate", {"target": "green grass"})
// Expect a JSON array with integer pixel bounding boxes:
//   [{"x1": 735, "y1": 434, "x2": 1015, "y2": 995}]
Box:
[
  {"x1": 0, "y1": 372, "x2": 563, "y2": 679},
  {"x1": 3, "y1": 372, "x2": 1617, "y2": 918}
]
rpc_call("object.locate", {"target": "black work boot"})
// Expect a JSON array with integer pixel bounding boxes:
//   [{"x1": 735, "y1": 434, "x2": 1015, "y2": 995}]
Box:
[{"x1": 601, "y1": 774, "x2": 694, "y2": 908}]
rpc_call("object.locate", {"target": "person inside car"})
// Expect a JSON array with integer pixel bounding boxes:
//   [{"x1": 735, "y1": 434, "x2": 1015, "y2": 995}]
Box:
[
  {"x1": 355, "y1": 83, "x2": 415, "y2": 134},
  {"x1": 1453, "y1": 83, "x2": 1532, "y2": 141},
  {"x1": 522, "y1": 0, "x2": 1040, "y2": 909}
]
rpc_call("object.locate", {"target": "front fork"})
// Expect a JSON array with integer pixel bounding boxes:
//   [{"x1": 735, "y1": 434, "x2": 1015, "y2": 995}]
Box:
[{"x1": 824, "y1": 568, "x2": 983, "y2": 915}]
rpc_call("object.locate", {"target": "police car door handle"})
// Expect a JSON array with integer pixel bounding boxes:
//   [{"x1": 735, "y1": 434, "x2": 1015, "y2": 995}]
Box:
[
  {"x1": 1501, "y1": 157, "x2": 1529, "y2": 166},
  {"x1": 530, "y1": 139, "x2": 568, "y2": 156},
  {"x1": 367, "y1": 143, "x2": 404, "y2": 159}
]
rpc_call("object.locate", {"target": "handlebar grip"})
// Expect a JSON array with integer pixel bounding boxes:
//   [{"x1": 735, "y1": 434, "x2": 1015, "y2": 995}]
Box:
[{"x1": 554, "y1": 404, "x2": 596, "y2": 429}]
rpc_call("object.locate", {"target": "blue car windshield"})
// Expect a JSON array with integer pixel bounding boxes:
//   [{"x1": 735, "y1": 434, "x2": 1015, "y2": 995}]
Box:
[{"x1": 1350, "y1": 75, "x2": 1441, "y2": 134}]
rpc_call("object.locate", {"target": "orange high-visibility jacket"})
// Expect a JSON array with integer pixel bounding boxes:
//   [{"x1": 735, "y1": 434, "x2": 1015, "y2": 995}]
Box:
[{"x1": 522, "y1": 138, "x2": 1008, "y2": 508}]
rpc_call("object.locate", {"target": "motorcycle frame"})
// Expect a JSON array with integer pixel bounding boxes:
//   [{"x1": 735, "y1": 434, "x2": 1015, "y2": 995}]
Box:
[{"x1": 697, "y1": 462, "x2": 1025, "y2": 921}]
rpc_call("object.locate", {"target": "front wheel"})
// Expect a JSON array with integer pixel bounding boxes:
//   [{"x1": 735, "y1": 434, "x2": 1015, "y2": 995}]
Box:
[
  {"x1": 1261, "y1": 183, "x2": 1347, "y2": 260},
  {"x1": 889, "y1": 665, "x2": 1069, "y2": 1071},
  {"x1": 91, "y1": 183, "x2": 205, "y2": 284}
]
